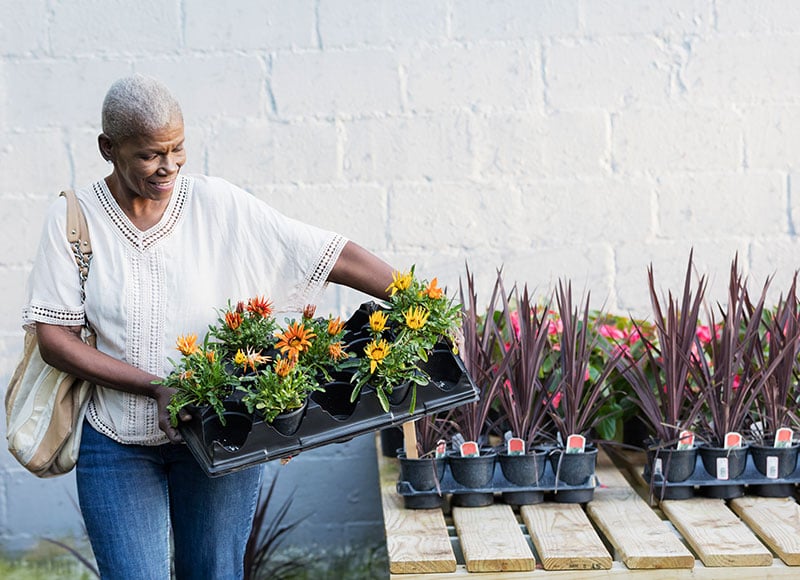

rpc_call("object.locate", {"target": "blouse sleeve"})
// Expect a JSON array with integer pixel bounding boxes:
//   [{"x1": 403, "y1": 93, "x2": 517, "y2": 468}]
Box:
[{"x1": 22, "y1": 196, "x2": 85, "y2": 328}]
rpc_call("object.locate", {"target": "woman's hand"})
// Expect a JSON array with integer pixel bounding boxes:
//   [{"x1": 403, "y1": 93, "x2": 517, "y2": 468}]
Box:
[{"x1": 153, "y1": 385, "x2": 192, "y2": 443}]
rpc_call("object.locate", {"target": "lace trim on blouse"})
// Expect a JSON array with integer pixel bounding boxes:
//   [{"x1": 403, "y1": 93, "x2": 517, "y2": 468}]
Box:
[
  {"x1": 23, "y1": 303, "x2": 84, "y2": 326},
  {"x1": 292, "y1": 234, "x2": 348, "y2": 310},
  {"x1": 93, "y1": 176, "x2": 189, "y2": 252}
]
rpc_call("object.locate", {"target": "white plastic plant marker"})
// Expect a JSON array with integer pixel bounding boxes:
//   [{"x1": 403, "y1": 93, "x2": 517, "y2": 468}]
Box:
[
  {"x1": 716, "y1": 457, "x2": 729, "y2": 480},
  {"x1": 724, "y1": 431, "x2": 743, "y2": 449},
  {"x1": 566, "y1": 433, "x2": 586, "y2": 454},
  {"x1": 774, "y1": 427, "x2": 793, "y2": 448},
  {"x1": 676, "y1": 430, "x2": 694, "y2": 450},
  {"x1": 460, "y1": 441, "x2": 479, "y2": 457},
  {"x1": 507, "y1": 437, "x2": 525, "y2": 456},
  {"x1": 653, "y1": 457, "x2": 663, "y2": 476},
  {"x1": 435, "y1": 439, "x2": 446, "y2": 458},
  {"x1": 766, "y1": 456, "x2": 780, "y2": 479}
]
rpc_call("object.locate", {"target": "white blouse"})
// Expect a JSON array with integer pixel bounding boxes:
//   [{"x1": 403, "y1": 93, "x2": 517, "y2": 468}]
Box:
[{"x1": 23, "y1": 174, "x2": 348, "y2": 445}]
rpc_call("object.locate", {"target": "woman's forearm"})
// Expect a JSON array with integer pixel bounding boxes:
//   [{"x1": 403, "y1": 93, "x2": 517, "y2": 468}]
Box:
[
  {"x1": 36, "y1": 323, "x2": 163, "y2": 398},
  {"x1": 327, "y1": 241, "x2": 394, "y2": 300}
]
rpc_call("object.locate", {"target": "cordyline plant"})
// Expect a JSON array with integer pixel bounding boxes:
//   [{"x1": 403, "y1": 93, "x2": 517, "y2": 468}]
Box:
[
  {"x1": 496, "y1": 281, "x2": 558, "y2": 450},
  {"x1": 412, "y1": 410, "x2": 459, "y2": 458},
  {"x1": 751, "y1": 272, "x2": 800, "y2": 444},
  {"x1": 548, "y1": 280, "x2": 622, "y2": 445},
  {"x1": 618, "y1": 254, "x2": 708, "y2": 447},
  {"x1": 452, "y1": 266, "x2": 512, "y2": 443},
  {"x1": 691, "y1": 257, "x2": 787, "y2": 447}
]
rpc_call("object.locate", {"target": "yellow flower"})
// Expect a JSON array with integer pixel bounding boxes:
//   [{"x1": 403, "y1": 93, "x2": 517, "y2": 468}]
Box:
[
  {"x1": 275, "y1": 322, "x2": 316, "y2": 360},
  {"x1": 176, "y1": 334, "x2": 199, "y2": 356},
  {"x1": 327, "y1": 316, "x2": 345, "y2": 336},
  {"x1": 246, "y1": 295, "x2": 273, "y2": 319},
  {"x1": 365, "y1": 339, "x2": 390, "y2": 373},
  {"x1": 404, "y1": 306, "x2": 430, "y2": 330},
  {"x1": 386, "y1": 270, "x2": 413, "y2": 296},
  {"x1": 328, "y1": 341, "x2": 347, "y2": 361},
  {"x1": 420, "y1": 277, "x2": 444, "y2": 300},
  {"x1": 234, "y1": 349, "x2": 248, "y2": 367},
  {"x1": 368, "y1": 310, "x2": 389, "y2": 333},
  {"x1": 225, "y1": 311, "x2": 243, "y2": 330},
  {"x1": 274, "y1": 357, "x2": 295, "y2": 378}
]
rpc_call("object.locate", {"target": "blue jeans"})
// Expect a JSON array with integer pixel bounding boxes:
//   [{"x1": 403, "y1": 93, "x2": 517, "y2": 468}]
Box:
[{"x1": 76, "y1": 421, "x2": 262, "y2": 580}]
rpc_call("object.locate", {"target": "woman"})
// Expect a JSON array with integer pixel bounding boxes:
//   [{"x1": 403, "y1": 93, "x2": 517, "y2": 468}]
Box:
[{"x1": 23, "y1": 75, "x2": 394, "y2": 579}]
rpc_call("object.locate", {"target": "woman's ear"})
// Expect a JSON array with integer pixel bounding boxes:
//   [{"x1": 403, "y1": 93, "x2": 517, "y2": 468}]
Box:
[{"x1": 98, "y1": 133, "x2": 114, "y2": 163}]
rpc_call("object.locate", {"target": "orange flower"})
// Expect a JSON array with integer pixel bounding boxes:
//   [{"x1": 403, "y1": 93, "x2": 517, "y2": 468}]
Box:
[
  {"x1": 179, "y1": 369, "x2": 194, "y2": 381},
  {"x1": 368, "y1": 310, "x2": 389, "y2": 333},
  {"x1": 205, "y1": 350, "x2": 216, "y2": 363},
  {"x1": 327, "y1": 316, "x2": 345, "y2": 336},
  {"x1": 274, "y1": 357, "x2": 295, "y2": 378},
  {"x1": 176, "y1": 334, "x2": 199, "y2": 356},
  {"x1": 386, "y1": 270, "x2": 413, "y2": 296},
  {"x1": 225, "y1": 311, "x2": 243, "y2": 330},
  {"x1": 328, "y1": 341, "x2": 347, "y2": 361},
  {"x1": 235, "y1": 301, "x2": 246, "y2": 314},
  {"x1": 365, "y1": 339, "x2": 390, "y2": 373},
  {"x1": 275, "y1": 322, "x2": 316, "y2": 360},
  {"x1": 247, "y1": 295, "x2": 273, "y2": 319},
  {"x1": 302, "y1": 304, "x2": 317, "y2": 319},
  {"x1": 420, "y1": 277, "x2": 444, "y2": 300}
]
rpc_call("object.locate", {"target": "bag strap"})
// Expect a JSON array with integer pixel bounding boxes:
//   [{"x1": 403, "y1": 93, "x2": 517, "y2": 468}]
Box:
[{"x1": 60, "y1": 190, "x2": 93, "y2": 307}]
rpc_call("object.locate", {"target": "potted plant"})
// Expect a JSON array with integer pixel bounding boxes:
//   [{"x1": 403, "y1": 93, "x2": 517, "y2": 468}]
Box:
[
  {"x1": 445, "y1": 267, "x2": 510, "y2": 506},
  {"x1": 691, "y1": 257, "x2": 779, "y2": 498},
  {"x1": 618, "y1": 255, "x2": 708, "y2": 498},
  {"x1": 397, "y1": 412, "x2": 458, "y2": 509},
  {"x1": 749, "y1": 273, "x2": 800, "y2": 496},
  {"x1": 349, "y1": 267, "x2": 462, "y2": 413},
  {"x1": 547, "y1": 280, "x2": 622, "y2": 502},
  {"x1": 208, "y1": 295, "x2": 279, "y2": 357},
  {"x1": 494, "y1": 282, "x2": 557, "y2": 505}
]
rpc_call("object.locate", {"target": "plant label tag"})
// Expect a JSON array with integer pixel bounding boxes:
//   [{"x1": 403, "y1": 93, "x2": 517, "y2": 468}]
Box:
[
  {"x1": 716, "y1": 457, "x2": 729, "y2": 480},
  {"x1": 724, "y1": 431, "x2": 743, "y2": 449},
  {"x1": 507, "y1": 437, "x2": 525, "y2": 456},
  {"x1": 775, "y1": 428, "x2": 793, "y2": 449},
  {"x1": 435, "y1": 439, "x2": 447, "y2": 458},
  {"x1": 653, "y1": 458, "x2": 663, "y2": 477},
  {"x1": 566, "y1": 434, "x2": 586, "y2": 454},
  {"x1": 460, "y1": 441, "x2": 480, "y2": 458},
  {"x1": 676, "y1": 430, "x2": 695, "y2": 450},
  {"x1": 766, "y1": 456, "x2": 780, "y2": 479}
]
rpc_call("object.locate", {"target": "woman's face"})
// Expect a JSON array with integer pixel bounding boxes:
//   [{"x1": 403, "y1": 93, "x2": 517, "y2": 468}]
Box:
[{"x1": 102, "y1": 116, "x2": 187, "y2": 201}]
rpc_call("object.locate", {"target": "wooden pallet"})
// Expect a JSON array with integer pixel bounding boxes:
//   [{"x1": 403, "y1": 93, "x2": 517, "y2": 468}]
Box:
[{"x1": 378, "y1": 438, "x2": 800, "y2": 577}]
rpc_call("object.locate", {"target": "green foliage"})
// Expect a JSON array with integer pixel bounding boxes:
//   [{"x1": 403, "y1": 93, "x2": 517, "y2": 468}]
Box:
[{"x1": 241, "y1": 357, "x2": 322, "y2": 423}]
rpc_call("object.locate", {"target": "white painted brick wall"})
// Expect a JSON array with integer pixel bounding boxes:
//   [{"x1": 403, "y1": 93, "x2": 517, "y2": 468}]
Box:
[{"x1": 4, "y1": 0, "x2": 800, "y2": 561}]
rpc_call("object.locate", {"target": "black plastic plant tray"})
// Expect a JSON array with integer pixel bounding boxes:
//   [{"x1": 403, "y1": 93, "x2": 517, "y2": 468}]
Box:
[
  {"x1": 396, "y1": 456, "x2": 597, "y2": 502},
  {"x1": 644, "y1": 450, "x2": 800, "y2": 490},
  {"x1": 180, "y1": 303, "x2": 479, "y2": 477}
]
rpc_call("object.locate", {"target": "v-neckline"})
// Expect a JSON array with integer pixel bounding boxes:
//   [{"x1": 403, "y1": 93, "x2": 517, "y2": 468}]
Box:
[{"x1": 94, "y1": 175, "x2": 190, "y2": 251}]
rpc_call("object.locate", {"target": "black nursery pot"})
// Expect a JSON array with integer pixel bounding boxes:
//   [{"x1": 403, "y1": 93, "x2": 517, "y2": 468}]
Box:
[
  {"x1": 698, "y1": 444, "x2": 749, "y2": 499},
  {"x1": 499, "y1": 449, "x2": 547, "y2": 506},
  {"x1": 646, "y1": 445, "x2": 698, "y2": 500},
  {"x1": 448, "y1": 450, "x2": 496, "y2": 507},
  {"x1": 192, "y1": 400, "x2": 254, "y2": 453},
  {"x1": 398, "y1": 452, "x2": 448, "y2": 508},
  {"x1": 269, "y1": 400, "x2": 307, "y2": 437},
  {"x1": 549, "y1": 446, "x2": 598, "y2": 503},
  {"x1": 749, "y1": 443, "x2": 800, "y2": 498}
]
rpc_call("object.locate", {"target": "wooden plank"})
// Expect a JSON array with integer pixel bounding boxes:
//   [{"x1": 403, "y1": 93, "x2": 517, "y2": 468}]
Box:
[
  {"x1": 521, "y1": 502, "x2": 612, "y2": 571},
  {"x1": 661, "y1": 498, "x2": 772, "y2": 567},
  {"x1": 730, "y1": 496, "x2": 800, "y2": 566},
  {"x1": 389, "y1": 558, "x2": 800, "y2": 579},
  {"x1": 451, "y1": 503, "x2": 536, "y2": 573},
  {"x1": 587, "y1": 451, "x2": 694, "y2": 569},
  {"x1": 382, "y1": 487, "x2": 457, "y2": 574}
]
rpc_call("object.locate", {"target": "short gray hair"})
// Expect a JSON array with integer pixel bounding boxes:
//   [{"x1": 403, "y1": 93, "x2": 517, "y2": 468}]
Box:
[{"x1": 101, "y1": 75, "x2": 183, "y2": 142}]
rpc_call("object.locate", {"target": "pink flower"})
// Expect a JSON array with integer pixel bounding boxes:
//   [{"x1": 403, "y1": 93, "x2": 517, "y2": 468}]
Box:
[
  {"x1": 598, "y1": 324, "x2": 625, "y2": 341},
  {"x1": 732, "y1": 374, "x2": 741, "y2": 390},
  {"x1": 627, "y1": 328, "x2": 643, "y2": 344},
  {"x1": 696, "y1": 325, "x2": 713, "y2": 344},
  {"x1": 552, "y1": 391, "x2": 562, "y2": 409},
  {"x1": 509, "y1": 311, "x2": 521, "y2": 339},
  {"x1": 547, "y1": 318, "x2": 562, "y2": 336}
]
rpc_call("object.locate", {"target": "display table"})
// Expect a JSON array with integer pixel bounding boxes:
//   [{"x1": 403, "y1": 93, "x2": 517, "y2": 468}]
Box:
[{"x1": 377, "y1": 437, "x2": 800, "y2": 577}]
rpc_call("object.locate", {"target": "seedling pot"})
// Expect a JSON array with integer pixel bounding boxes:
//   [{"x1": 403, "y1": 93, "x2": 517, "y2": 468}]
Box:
[
  {"x1": 749, "y1": 443, "x2": 800, "y2": 497},
  {"x1": 269, "y1": 399, "x2": 307, "y2": 437},
  {"x1": 398, "y1": 452, "x2": 447, "y2": 492},
  {"x1": 549, "y1": 446, "x2": 598, "y2": 486},
  {"x1": 698, "y1": 444, "x2": 748, "y2": 499}
]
